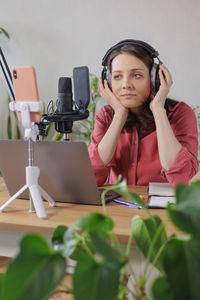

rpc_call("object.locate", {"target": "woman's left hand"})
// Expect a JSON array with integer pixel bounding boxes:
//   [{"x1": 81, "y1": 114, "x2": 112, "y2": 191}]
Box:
[{"x1": 150, "y1": 64, "x2": 173, "y2": 113}]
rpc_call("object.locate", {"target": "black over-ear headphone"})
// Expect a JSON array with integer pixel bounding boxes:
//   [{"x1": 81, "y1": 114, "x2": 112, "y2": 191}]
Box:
[{"x1": 101, "y1": 39, "x2": 163, "y2": 93}]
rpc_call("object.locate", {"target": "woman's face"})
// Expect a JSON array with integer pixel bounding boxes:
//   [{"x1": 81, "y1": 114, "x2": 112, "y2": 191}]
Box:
[{"x1": 111, "y1": 53, "x2": 151, "y2": 114}]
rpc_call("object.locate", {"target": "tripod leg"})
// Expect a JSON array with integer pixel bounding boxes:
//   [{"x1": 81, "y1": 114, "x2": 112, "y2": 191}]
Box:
[
  {"x1": 29, "y1": 184, "x2": 47, "y2": 219},
  {"x1": 0, "y1": 184, "x2": 28, "y2": 212},
  {"x1": 26, "y1": 166, "x2": 47, "y2": 219},
  {"x1": 39, "y1": 186, "x2": 56, "y2": 207}
]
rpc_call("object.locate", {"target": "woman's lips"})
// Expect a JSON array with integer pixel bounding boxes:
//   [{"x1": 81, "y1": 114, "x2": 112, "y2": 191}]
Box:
[{"x1": 121, "y1": 94, "x2": 137, "y2": 99}]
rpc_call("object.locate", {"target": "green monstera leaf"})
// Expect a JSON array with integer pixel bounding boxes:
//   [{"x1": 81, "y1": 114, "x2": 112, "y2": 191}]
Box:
[
  {"x1": 168, "y1": 181, "x2": 200, "y2": 236},
  {"x1": 0, "y1": 234, "x2": 66, "y2": 300}
]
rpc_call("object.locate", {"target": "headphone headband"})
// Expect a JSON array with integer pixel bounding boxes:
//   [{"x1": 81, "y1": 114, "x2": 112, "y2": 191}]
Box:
[{"x1": 102, "y1": 39, "x2": 159, "y2": 66}]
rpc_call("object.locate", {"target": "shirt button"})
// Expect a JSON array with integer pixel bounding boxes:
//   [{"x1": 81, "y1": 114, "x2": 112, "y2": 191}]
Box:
[
  {"x1": 134, "y1": 141, "x2": 137, "y2": 145},
  {"x1": 131, "y1": 163, "x2": 134, "y2": 166}
]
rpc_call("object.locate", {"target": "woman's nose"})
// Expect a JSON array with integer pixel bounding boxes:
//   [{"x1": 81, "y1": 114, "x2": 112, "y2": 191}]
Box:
[{"x1": 122, "y1": 76, "x2": 132, "y2": 89}]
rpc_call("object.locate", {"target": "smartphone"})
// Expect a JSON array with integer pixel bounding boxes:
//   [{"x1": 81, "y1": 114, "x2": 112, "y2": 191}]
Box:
[{"x1": 11, "y1": 66, "x2": 41, "y2": 123}]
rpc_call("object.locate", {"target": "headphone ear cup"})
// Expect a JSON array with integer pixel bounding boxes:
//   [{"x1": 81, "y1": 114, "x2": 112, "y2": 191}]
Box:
[
  {"x1": 101, "y1": 67, "x2": 112, "y2": 89},
  {"x1": 106, "y1": 69, "x2": 112, "y2": 89},
  {"x1": 101, "y1": 67, "x2": 107, "y2": 82},
  {"x1": 151, "y1": 63, "x2": 160, "y2": 94}
]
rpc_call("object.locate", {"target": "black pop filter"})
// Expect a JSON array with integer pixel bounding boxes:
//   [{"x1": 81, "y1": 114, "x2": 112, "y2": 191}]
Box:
[{"x1": 73, "y1": 66, "x2": 90, "y2": 113}]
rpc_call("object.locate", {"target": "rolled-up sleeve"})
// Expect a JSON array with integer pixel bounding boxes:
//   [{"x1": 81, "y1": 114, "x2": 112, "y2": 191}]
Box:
[{"x1": 161, "y1": 102, "x2": 199, "y2": 186}]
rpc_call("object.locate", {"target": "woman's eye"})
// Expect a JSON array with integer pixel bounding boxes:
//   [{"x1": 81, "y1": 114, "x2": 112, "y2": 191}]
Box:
[
  {"x1": 134, "y1": 74, "x2": 142, "y2": 79},
  {"x1": 113, "y1": 75, "x2": 121, "y2": 80}
]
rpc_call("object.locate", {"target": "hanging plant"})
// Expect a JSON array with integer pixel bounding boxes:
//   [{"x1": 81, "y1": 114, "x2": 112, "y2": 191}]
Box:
[{"x1": 0, "y1": 27, "x2": 10, "y2": 39}]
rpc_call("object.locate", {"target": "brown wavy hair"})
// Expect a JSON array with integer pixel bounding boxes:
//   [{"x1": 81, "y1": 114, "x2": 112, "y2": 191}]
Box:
[{"x1": 106, "y1": 44, "x2": 178, "y2": 130}]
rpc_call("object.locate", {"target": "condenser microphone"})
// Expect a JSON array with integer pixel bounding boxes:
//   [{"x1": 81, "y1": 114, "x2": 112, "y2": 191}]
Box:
[
  {"x1": 54, "y1": 77, "x2": 73, "y2": 134},
  {"x1": 40, "y1": 66, "x2": 90, "y2": 138},
  {"x1": 56, "y1": 77, "x2": 73, "y2": 114}
]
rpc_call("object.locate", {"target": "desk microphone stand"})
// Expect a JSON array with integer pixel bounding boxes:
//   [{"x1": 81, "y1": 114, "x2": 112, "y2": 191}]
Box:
[{"x1": 0, "y1": 101, "x2": 55, "y2": 218}]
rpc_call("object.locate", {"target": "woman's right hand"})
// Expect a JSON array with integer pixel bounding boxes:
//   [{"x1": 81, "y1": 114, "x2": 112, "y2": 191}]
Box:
[
  {"x1": 97, "y1": 78, "x2": 128, "y2": 166},
  {"x1": 98, "y1": 78, "x2": 128, "y2": 117}
]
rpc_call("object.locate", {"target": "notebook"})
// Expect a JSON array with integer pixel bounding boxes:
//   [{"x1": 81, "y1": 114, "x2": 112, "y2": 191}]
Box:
[
  {"x1": 0, "y1": 140, "x2": 119, "y2": 205},
  {"x1": 148, "y1": 182, "x2": 176, "y2": 208}
]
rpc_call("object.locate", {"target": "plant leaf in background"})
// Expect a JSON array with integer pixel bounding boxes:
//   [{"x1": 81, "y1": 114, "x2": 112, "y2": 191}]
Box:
[
  {"x1": 88, "y1": 102, "x2": 96, "y2": 113},
  {"x1": 52, "y1": 225, "x2": 70, "y2": 254},
  {"x1": 13, "y1": 110, "x2": 22, "y2": 139},
  {"x1": 0, "y1": 27, "x2": 10, "y2": 39},
  {"x1": 153, "y1": 237, "x2": 200, "y2": 300},
  {"x1": 52, "y1": 225, "x2": 68, "y2": 246},
  {"x1": 167, "y1": 181, "x2": 200, "y2": 236},
  {"x1": 74, "y1": 253, "x2": 121, "y2": 300},
  {"x1": 73, "y1": 232, "x2": 123, "y2": 300},
  {"x1": 132, "y1": 215, "x2": 167, "y2": 272},
  {"x1": 90, "y1": 231, "x2": 125, "y2": 265},
  {"x1": 151, "y1": 276, "x2": 174, "y2": 300},
  {"x1": 0, "y1": 234, "x2": 66, "y2": 300},
  {"x1": 52, "y1": 131, "x2": 64, "y2": 141},
  {"x1": 0, "y1": 274, "x2": 4, "y2": 298},
  {"x1": 74, "y1": 212, "x2": 114, "y2": 238},
  {"x1": 52, "y1": 225, "x2": 87, "y2": 259},
  {"x1": 6, "y1": 114, "x2": 12, "y2": 139},
  {"x1": 90, "y1": 75, "x2": 100, "y2": 101},
  {"x1": 6, "y1": 97, "x2": 22, "y2": 140}
]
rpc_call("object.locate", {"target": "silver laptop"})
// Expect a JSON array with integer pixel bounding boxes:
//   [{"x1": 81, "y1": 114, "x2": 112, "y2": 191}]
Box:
[{"x1": 0, "y1": 140, "x2": 115, "y2": 205}]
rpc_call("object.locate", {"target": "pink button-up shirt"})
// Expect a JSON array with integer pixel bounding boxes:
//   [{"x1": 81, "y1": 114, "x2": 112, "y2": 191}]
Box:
[{"x1": 88, "y1": 102, "x2": 199, "y2": 187}]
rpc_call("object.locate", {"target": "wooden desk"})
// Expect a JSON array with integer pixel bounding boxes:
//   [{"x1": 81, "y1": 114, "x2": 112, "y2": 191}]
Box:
[{"x1": 0, "y1": 178, "x2": 182, "y2": 242}]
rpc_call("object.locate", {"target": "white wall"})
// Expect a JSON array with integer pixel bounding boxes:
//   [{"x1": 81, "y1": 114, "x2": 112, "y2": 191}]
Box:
[{"x1": 0, "y1": 0, "x2": 200, "y2": 138}]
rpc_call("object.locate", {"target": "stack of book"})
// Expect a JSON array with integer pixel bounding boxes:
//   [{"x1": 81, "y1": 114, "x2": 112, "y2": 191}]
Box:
[{"x1": 148, "y1": 182, "x2": 176, "y2": 208}]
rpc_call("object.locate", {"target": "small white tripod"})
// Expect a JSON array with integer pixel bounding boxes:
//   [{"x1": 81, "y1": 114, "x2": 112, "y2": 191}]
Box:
[{"x1": 0, "y1": 101, "x2": 55, "y2": 218}]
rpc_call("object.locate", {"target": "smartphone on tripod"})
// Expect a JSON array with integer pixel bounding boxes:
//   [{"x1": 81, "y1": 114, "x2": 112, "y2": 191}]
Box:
[{"x1": 11, "y1": 66, "x2": 41, "y2": 123}]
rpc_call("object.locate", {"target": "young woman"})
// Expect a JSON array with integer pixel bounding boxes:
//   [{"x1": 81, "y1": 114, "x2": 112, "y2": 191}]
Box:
[{"x1": 88, "y1": 40, "x2": 198, "y2": 187}]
